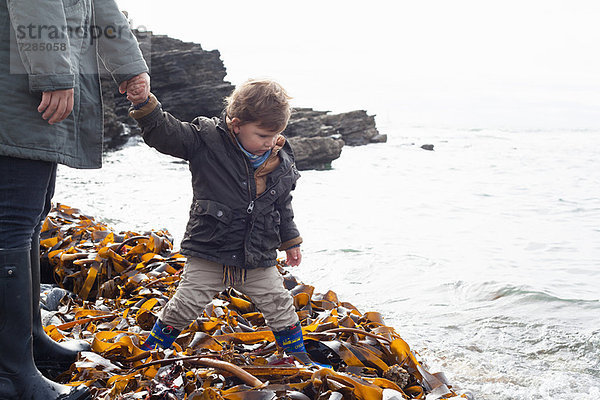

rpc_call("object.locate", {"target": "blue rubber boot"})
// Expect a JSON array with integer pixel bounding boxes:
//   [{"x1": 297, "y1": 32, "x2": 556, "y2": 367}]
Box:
[
  {"x1": 273, "y1": 323, "x2": 330, "y2": 368},
  {"x1": 141, "y1": 319, "x2": 181, "y2": 351}
]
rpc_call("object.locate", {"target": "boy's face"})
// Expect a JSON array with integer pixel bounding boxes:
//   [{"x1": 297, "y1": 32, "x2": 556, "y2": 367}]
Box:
[{"x1": 235, "y1": 122, "x2": 280, "y2": 156}]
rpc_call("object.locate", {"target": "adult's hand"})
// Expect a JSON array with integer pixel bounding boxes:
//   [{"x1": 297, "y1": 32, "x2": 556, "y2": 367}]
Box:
[
  {"x1": 38, "y1": 89, "x2": 74, "y2": 125},
  {"x1": 119, "y1": 72, "x2": 150, "y2": 105}
]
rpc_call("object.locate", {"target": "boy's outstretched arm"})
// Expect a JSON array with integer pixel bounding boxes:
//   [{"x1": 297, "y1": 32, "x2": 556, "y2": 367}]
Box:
[{"x1": 129, "y1": 93, "x2": 201, "y2": 160}]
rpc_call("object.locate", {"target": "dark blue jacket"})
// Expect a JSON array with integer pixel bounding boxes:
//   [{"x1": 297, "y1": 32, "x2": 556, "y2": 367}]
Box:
[{"x1": 133, "y1": 98, "x2": 302, "y2": 269}]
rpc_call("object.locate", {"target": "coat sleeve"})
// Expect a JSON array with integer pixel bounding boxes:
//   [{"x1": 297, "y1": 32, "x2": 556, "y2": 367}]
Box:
[
  {"x1": 130, "y1": 94, "x2": 205, "y2": 161},
  {"x1": 93, "y1": 0, "x2": 148, "y2": 83},
  {"x1": 276, "y1": 182, "x2": 303, "y2": 251},
  {"x1": 7, "y1": 0, "x2": 74, "y2": 91}
]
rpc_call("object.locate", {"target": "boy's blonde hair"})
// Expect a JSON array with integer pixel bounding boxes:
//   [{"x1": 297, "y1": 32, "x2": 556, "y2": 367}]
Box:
[{"x1": 225, "y1": 79, "x2": 292, "y2": 133}]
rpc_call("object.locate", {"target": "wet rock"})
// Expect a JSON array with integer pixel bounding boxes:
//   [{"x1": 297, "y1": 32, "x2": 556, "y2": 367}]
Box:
[
  {"x1": 288, "y1": 136, "x2": 345, "y2": 170},
  {"x1": 322, "y1": 110, "x2": 381, "y2": 146},
  {"x1": 284, "y1": 108, "x2": 334, "y2": 139},
  {"x1": 283, "y1": 108, "x2": 383, "y2": 146},
  {"x1": 41, "y1": 287, "x2": 68, "y2": 311},
  {"x1": 282, "y1": 107, "x2": 384, "y2": 169},
  {"x1": 383, "y1": 364, "x2": 411, "y2": 389},
  {"x1": 40, "y1": 309, "x2": 64, "y2": 327},
  {"x1": 371, "y1": 133, "x2": 388, "y2": 143}
]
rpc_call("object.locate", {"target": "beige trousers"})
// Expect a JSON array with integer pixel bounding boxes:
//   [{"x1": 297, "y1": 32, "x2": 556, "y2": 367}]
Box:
[{"x1": 159, "y1": 256, "x2": 299, "y2": 332}]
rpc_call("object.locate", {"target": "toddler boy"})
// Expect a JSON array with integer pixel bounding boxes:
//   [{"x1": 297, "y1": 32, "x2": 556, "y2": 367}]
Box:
[{"x1": 129, "y1": 79, "x2": 312, "y2": 363}]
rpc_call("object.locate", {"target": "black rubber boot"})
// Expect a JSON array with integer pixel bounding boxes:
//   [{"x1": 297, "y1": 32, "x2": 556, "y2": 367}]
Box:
[
  {"x1": 30, "y1": 234, "x2": 90, "y2": 377},
  {"x1": 0, "y1": 248, "x2": 90, "y2": 400}
]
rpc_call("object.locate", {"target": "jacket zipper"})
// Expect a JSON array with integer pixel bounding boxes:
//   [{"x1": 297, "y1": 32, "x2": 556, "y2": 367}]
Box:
[
  {"x1": 242, "y1": 154, "x2": 254, "y2": 213},
  {"x1": 246, "y1": 163, "x2": 294, "y2": 215},
  {"x1": 224, "y1": 124, "x2": 290, "y2": 216},
  {"x1": 242, "y1": 157, "x2": 254, "y2": 263},
  {"x1": 220, "y1": 121, "x2": 255, "y2": 212}
]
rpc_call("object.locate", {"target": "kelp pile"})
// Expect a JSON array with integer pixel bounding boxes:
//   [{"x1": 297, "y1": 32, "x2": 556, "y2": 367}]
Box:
[{"x1": 39, "y1": 204, "x2": 468, "y2": 400}]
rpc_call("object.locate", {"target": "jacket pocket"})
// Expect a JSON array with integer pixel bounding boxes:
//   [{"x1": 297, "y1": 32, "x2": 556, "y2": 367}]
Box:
[
  {"x1": 254, "y1": 209, "x2": 281, "y2": 251},
  {"x1": 187, "y1": 199, "x2": 232, "y2": 247}
]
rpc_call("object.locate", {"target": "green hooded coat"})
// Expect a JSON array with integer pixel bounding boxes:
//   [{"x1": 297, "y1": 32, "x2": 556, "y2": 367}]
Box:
[{"x1": 0, "y1": 0, "x2": 148, "y2": 168}]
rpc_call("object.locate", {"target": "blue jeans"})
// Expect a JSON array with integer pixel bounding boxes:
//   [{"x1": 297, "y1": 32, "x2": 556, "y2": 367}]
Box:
[{"x1": 0, "y1": 155, "x2": 57, "y2": 249}]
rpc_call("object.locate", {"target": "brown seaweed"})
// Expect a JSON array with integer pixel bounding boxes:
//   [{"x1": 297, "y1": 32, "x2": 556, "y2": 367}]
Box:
[{"x1": 39, "y1": 204, "x2": 467, "y2": 400}]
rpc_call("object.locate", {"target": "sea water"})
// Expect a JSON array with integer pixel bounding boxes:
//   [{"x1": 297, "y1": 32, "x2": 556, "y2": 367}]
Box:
[{"x1": 54, "y1": 126, "x2": 600, "y2": 399}]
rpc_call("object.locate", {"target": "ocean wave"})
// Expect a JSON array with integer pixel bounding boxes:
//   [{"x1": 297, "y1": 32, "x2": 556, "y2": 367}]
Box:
[{"x1": 453, "y1": 281, "x2": 600, "y2": 306}]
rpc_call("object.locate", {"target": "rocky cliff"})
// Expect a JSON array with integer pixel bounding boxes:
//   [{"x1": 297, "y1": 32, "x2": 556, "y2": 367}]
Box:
[{"x1": 101, "y1": 32, "x2": 386, "y2": 170}]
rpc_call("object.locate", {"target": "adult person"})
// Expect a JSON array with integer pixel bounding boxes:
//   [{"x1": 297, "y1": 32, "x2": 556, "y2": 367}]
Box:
[{"x1": 0, "y1": 0, "x2": 150, "y2": 399}]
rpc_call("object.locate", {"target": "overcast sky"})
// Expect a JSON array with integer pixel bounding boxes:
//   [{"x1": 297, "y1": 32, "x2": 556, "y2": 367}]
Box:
[{"x1": 115, "y1": 0, "x2": 600, "y2": 130}]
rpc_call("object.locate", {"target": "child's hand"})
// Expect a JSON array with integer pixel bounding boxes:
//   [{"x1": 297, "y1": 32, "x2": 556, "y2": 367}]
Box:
[
  {"x1": 119, "y1": 72, "x2": 150, "y2": 105},
  {"x1": 285, "y1": 246, "x2": 302, "y2": 267}
]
